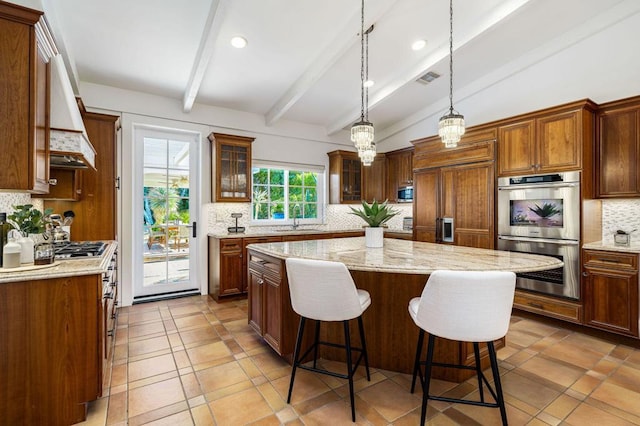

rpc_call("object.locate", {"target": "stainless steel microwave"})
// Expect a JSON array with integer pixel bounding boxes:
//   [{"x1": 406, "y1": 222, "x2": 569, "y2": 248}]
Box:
[{"x1": 397, "y1": 186, "x2": 413, "y2": 203}]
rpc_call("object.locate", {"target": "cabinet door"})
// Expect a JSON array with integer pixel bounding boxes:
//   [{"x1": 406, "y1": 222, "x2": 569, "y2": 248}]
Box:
[
  {"x1": 498, "y1": 120, "x2": 535, "y2": 176},
  {"x1": 33, "y1": 169, "x2": 82, "y2": 201},
  {"x1": 247, "y1": 266, "x2": 263, "y2": 334},
  {"x1": 263, "y1": 273, "x2": 282, "y2": 353},
  {"x1": 537, "y1": 110, "x2": 581, "y2": 172},
  {"x1": 362, "y1": 154, "x2": 386, "y2": 203},
  {"x1": 583, "y1": 267, "x2": 638, "y2": 337},
  {"x1": 342, "y1": 157, "x2": 362, "y2": 202},
  {"x1": 219, "y1": 240, "x2": 244, "y2": 296},
  {"x1": 597, "y1": 106, "x2": 640, "y2": 197},
  {"x1": 413, "y1": 169, "x2": 438, "y2": 243},
  {"x1": 443, "y1": 162, "x2": 495, "y2": 249},
  {"x1": 212, "y1": 133, "x2": 254, "y2": 202}
]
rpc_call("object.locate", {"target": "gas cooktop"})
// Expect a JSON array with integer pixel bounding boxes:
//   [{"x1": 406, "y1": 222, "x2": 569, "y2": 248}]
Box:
[{"x1": 54, "y1": 241, "x2": 107, "y2": 259}]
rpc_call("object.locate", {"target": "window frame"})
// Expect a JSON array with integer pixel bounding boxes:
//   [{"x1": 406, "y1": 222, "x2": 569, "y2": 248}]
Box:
[{"x1": 250, "y1": 161, "x2": 325, "y2": 226}]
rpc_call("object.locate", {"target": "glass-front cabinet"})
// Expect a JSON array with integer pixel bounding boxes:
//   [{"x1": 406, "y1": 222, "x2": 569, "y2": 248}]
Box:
[{"x1": 210, "y1": 133, "x2": 254, "y2": 202}]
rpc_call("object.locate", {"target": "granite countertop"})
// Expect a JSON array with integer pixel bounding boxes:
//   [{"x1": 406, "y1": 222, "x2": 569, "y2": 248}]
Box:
[
  {"x1": 0, "y1": 241, "x2": 118, "y2": 284},
  {"x1": 583, "y1": 240, "x2": 640, "y2": 254},
  {"x1": 207, "y1": 227, "x2": 412, "y2": 239},
  {"x1": 246, "y1": 237, "x2": 562, "y2": 274}
]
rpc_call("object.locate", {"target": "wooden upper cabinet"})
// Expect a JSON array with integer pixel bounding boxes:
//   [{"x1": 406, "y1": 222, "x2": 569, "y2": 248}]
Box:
[
  {"x1": 386, "y1": 148, "x2": 413, "y2": 202},
  {"x1": 328, "y1": 150, "x2": 362, "y2": 204},
  {"x1": 498, "y1": 100, "x2": 596, "y2": 176},
  {"x1": 497, "y1": 120, "x2": 535, "y2": 176},
  {"x1": 0, "y1": 3, "x2": 55, "y2": 193},
  {"x1": 210, "y1": 133, "x2": 254, "y2": 202},
  {"x1": 362, "y1": 153, "x2": 386, "y2": 203},
  {"x1": 596, "y1": 96, "x2": 640, "y2": 198}
]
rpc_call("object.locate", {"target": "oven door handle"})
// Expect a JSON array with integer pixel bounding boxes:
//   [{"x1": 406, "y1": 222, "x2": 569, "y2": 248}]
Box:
[
  {"x1": 498, "y1": 182, "x2": 579, "y2": 191},
  {"x1": 498, "y1": 235, "x2": 579, "y2": 245}
]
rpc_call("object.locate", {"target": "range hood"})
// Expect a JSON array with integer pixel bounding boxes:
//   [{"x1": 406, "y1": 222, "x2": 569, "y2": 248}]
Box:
[{"x1": 49, "y1": 55, "x2": 97, "y2": 170}]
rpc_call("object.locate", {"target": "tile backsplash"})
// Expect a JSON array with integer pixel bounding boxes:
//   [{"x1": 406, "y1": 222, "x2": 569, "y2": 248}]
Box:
[
  {"x1": 205, "y1": 202, "x2": 413, "y2": 235},
  {"x1": 0, "y1": 193, "x2": 42, "y2": 217},
  {"x1": 601, "y1": 199, "x2": 640, "y2": 243}
]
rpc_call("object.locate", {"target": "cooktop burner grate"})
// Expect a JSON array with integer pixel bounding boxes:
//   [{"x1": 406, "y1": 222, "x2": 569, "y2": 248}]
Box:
[{"x1": 54, "y1": 241, "x2": 106, "y2": 258}]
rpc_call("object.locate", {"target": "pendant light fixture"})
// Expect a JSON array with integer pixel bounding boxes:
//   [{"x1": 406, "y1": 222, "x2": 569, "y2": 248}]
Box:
[
  {"x1": 360, "y1": 142, "x2": 376, "y2": 166},
  {"x1": 351, "y1": 0, "x2": 374, "y2": 152},
  {"x1": 438, "y1": 0, "x2": 465, "y2": 148}
]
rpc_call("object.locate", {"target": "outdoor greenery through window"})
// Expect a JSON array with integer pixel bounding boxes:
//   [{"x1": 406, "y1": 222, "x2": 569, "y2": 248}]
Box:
[{"x1": 252, "y1": 165, "x2": 323, "y2": 223}]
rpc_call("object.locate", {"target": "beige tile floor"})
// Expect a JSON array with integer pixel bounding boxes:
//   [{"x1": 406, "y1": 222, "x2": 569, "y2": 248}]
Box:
[{"x1": 76, "y1": 295, "x2": 640, "y2": 425}]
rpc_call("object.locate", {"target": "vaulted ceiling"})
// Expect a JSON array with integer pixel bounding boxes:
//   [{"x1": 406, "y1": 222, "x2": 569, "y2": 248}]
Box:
[{"x1": 41, "y1": 0, "x2": 640, "y2": 144}]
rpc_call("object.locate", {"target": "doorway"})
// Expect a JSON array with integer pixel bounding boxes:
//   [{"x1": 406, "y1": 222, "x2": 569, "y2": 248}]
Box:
[{"x1": 133, "y1": 126, "x2": 199, "y2": 301}]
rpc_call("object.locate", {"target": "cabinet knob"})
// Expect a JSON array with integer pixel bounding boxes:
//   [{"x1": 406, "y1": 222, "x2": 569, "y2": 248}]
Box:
[
  {"x1": 258, "y1": 278, "x2": 264, "y2": 285},
  {"x1": 48, "y1": 178, "x2": 58, "y2": 185},
  {"x1": 582, "y1": 272, "x2": 589, "y2": 277}
]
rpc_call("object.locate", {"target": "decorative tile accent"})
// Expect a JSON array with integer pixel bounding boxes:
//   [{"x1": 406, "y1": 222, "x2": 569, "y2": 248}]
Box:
[
  {"x1": 601, "y1": 199, "x2": 640, "y2": 244},
  {"x1": 50, "y1": 129, "x2": 96, "y2": 166}
]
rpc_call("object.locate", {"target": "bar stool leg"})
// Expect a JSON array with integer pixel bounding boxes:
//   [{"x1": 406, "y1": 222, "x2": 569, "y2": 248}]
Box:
[
  {"x1": 343, "y1": 320, "x2": 356, "y2": 422},
  {"x1": 287, "y1": 316, "x2": 306, "y2": 404},
  {"x1": 420, "y1": 334, "x2": 436, "y2": 426},
  {"x1": 357, "y1": 316, "x2": 370, "y2": 381},
  {"x1": 312, "y1": 320, "x2": 321, "y2": 369},
  {"x1": 488, "y1": 341, "x2": 508, "y2": 426},
  {"x1": 411, "y1": 329, "x2": 425, "y2": 394},
  {"x1": 473, "y1": 342, "x2": 485, "y2": 402}
]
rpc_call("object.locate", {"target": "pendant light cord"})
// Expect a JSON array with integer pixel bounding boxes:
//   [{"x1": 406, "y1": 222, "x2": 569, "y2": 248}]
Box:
[
  {"x1": 359, "y1": 0, "x2": 365, "y2": 123},
  {"x1": 365, "y1": 29, "x2": 369, "y2": 122},
  {"x1": 448, "y1": 0, "x2": 454, "y2": 115}
]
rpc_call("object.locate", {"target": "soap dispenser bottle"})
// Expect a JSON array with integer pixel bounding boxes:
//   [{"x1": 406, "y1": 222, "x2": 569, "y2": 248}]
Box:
[{"x1": 0, "y1": 213, "x2": 11, "y2": 268}]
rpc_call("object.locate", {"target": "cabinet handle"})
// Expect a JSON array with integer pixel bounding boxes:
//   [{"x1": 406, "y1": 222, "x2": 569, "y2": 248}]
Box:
[
  {"x1": 528, "y1": 302, "x2": 544, "y2": 309},
  {"x1": 597, "y1": 258, "x2": 620, "y2": 263},
  {"x1": 258, "y1": 278, "x2": 264, "y2": 285},
  {"x1": 107, "y1": 329, "x2": 114, "y2": 337},
  {"x1": 582, "y1": 272, "x2": 588, "y2": 277}
]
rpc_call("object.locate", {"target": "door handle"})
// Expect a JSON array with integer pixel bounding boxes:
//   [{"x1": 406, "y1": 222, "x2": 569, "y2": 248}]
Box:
[{"x1": 186, "y1": 222, "x2": 197, "y2": 238}]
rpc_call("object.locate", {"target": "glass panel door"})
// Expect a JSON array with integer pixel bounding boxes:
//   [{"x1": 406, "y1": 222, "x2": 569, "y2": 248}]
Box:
[{"x1": 134, "y1": 128, "x2": 198, "y2": 299}]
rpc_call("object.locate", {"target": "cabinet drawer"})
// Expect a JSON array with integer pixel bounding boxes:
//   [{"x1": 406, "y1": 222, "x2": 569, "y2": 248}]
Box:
[
  {"x1": 584, "y1": 250, "x2": 638, "y2": 270},
  {"x1": 221, "y1": 238, "x2": 243, "y2": 252},
  {"x1": 513, "y1": 290, "x2": 582, "y2": 323}
]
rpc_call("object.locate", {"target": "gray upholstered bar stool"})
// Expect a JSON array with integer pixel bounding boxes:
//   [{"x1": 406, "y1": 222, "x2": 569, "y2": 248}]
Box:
[
  {"x1": 408, "y1": 270, "x2": 516, "y2": 426},
  {"x1": 285, "y1": 258, "x2": 371, "y2": 422}
]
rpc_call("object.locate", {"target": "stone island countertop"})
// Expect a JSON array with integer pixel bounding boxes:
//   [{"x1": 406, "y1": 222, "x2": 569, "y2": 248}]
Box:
[
  {"x1": 0, "y1": 240, "x2": 117, "y2": 284},
  {"x1": 246, "y1": 237, "x2": 562, "y2": 274}
]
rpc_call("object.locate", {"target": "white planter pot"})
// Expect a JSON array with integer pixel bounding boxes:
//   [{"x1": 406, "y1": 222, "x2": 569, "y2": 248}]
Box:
[{"x1": 365, "y1": 227, "x2": 384, "y2": 248}]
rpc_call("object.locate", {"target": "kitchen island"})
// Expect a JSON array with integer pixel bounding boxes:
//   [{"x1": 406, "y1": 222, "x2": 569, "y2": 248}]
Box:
[
  {"x1": 246, "y1": 237, "x2": 562, "y2": 381},
  {"x1": 0, "y1": 241, "x2": 118, "y2": 425}
]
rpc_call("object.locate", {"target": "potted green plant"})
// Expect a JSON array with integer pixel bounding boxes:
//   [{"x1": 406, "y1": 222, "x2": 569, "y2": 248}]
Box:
[
  {"x1": 8, "y1": 204, "x2": 53, "y2": 235},
  {"x1": 349, "y1": 199, "x2": 399, "y2": 247}
]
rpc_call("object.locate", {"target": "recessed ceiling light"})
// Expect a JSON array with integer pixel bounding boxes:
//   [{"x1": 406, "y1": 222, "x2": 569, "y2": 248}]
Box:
[
  {"x1": 364, "y1": 80, "x2": 374, "y2": 88},
  {"x1": 230, "y1": 36, "x2": 247, "y2": 49},
  {"x1": 411, "y1": 39, "x2": 427, "y2": 51}
]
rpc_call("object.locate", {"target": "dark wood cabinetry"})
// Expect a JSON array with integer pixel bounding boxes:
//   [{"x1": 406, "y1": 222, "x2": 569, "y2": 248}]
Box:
[
  {"x1": 497, "y1": 100, "x2": 596, "y2": 176},
  {"x1": 362, "y1": 153, "x2": 386, "y2": 203},
  {"x1": 210, "y1": 133, "x2": 253, "y2": 202},
  {"x1": 44, "y1": 110, "x2": 119, "y2": 241},
  {"x1": 386, "y1": 148, "x2": 413, "y2": 202},
  {"x1": 583, "y1": 249, "x2": 639, "y2": 337},
  {"x1": 0, "y1": 274, "x2": 105, "y2": 425},
  {"x1": 412, "y1": 129, "x2": 496, "y2": 249},
  {"x1": 328, "y1": 150, "x2": 362, "y2": 204},
  {"x1": 596, "y1": 96, "x2": 640, "y2": 198},
  {"x1": 248, "y1": 251, "x2": 285, "y2": 353},
  {"x1": 0, "y1": 2, "x2": 55, "y2": 193},
  {"x1": 33, "y1": 168, "x2": 83, "y2": 201}
]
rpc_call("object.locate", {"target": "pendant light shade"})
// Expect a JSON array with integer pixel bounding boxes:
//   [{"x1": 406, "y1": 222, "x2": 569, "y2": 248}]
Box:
[
  {"x1": 351, "y1": 0, "x2": 375, "y2": 156},
  {"x1": 439, "y1": 0, "x2": 465, "y2": 148}
]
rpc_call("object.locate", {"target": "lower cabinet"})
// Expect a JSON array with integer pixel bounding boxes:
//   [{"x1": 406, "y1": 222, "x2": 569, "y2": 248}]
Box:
[
  {"x1": 583, "y1": 249, "x2": 639, "y2": 337},
  {"x1": 248, "y1": 250, "x2": 288, "y2": 355},
  {"x1": 513, "y1": 290, "x2": 582, "y2": 324},
  {"x1": 0, "y1": 274, "x2": 106, "y2": 425}
]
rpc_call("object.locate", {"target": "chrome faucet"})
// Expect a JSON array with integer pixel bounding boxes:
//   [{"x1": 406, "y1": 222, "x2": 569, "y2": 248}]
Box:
[{"x1": 292, "y1": 204, "x2": 301, "y2": 230}]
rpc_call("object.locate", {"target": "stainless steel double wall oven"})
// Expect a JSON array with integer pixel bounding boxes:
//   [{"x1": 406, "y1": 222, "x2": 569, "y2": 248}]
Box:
[{"x1": 497, "y1": 171, "x2": 580, "y2": 299}]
